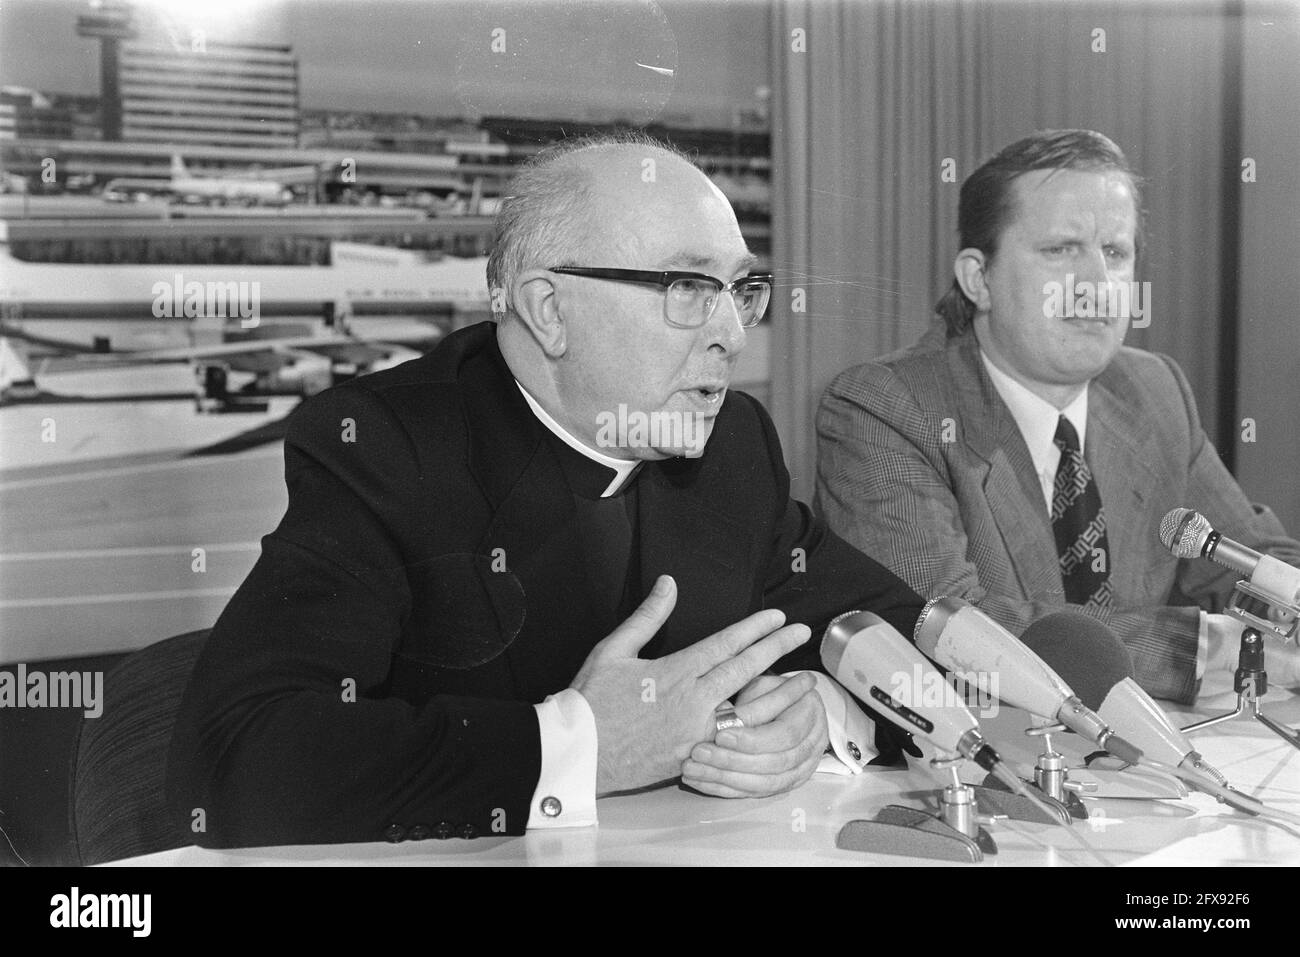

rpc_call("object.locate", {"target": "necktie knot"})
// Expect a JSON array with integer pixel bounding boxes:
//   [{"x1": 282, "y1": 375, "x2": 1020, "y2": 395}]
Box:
[{"x1": 1054, "y1": 415, "x2": 1081, "y2": 454}]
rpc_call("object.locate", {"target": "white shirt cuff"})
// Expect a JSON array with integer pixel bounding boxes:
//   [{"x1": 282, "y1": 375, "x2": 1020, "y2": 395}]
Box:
[
  {"x1": 782, "y1": 670, "x2": 878, "y2": 774},
  {"x1": 527, "y1": 689, "x2": 598, "y2": 828},
  {"x1": 1195, "y1": 610, "x2": 1208, "y2": 681}
]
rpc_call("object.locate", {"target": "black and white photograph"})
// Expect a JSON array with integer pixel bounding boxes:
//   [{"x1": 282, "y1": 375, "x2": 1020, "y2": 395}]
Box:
[{"x1": 1, "y1": 0, "x2": 1297, "y2": 897}]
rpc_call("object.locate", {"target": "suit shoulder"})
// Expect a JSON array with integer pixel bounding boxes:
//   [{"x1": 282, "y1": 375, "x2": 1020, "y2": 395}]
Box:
[
  {"x1": 1097, "y1": 347, "x2": 1203, "y2": 445},
  {"x1": 1100, "y1": 346, "x2": 1189, "y2": 405},
  {"x1": 1107, "y1": 344, "x2": 1180, "y2": 376},
  {"x1": 714, "y1": 388, "x2": 780, "y2": 460},
  {"x1": 288, "y1": 349, "x2": 463, "y2": 442},
  {"x1": 723, "y1": 387, "x2": 768, "y2": 428},
  {"x1": 824, "y1": 345, "x2": 949, "y2": 416},
  {"x1": 296, "y1": 320, "x2": 500, "y2": 428}
]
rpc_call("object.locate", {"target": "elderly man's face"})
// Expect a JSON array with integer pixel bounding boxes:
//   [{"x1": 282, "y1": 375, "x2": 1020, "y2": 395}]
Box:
[
  {"x1": 549, "y1": 152, "x2": 755, "y2": 459},
  {"x1": 974, "y1": 168, "x2": 1138, "y2": 403}
]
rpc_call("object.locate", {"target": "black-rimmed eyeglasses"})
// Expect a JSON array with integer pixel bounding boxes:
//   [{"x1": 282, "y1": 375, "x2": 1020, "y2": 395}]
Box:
[{"x1": 549, "y1": 266, "x2": 773, "y2": 329}]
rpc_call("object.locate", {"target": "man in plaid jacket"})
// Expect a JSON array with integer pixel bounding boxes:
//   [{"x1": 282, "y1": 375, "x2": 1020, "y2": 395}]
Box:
[{"x1": 815, "y1": 130, "x2": 1300, "y2": 704}]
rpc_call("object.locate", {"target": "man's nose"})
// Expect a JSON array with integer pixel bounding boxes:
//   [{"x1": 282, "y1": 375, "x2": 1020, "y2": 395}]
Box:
[
  {"x1": 704, "y1": 289, "x2": 747, "y2": 355},
  {"x1": 1073, "y1": 247, "x2": 1109, "y2": 285}
]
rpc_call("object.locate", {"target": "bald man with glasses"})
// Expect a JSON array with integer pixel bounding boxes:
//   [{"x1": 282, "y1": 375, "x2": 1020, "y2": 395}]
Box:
[{"x1": 169, "y1": 135, "x2": 924, "y2": 850}]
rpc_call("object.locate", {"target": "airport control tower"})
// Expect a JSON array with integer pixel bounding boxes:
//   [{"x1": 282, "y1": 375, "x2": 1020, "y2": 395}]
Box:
[{"x1": 75, "y1": 1, "x2": 136, "y2": 141}]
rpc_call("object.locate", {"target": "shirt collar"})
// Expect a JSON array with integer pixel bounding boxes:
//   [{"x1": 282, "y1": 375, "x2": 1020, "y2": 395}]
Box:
[
  {"x1": 514, "y1": 380, "x2": 640, "y2": 498},
  {"x1": 978, "y1": 349, "x2": 1089, "y2": 470}
]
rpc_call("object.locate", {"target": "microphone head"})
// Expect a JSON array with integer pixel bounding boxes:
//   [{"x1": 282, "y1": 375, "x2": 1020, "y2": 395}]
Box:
[
  {"x1": 913, "y1": 597, "x2": 1078, "y2": 718},
  {"x1": 1160, "y1": 507, "x2": 1211, "y2": 559},
  {"x1": 820, "y1": 608, "x2": 982, "y2": 755},
  {"x1": 820, "y1": 609, "x2": 884, "y2": 675},
  {"x1": 913, "y1": 595, "x2": 968, "y2": 657},
  {"x1": 1019, "y1": 612, "x2": 1133, "y2": 710}
]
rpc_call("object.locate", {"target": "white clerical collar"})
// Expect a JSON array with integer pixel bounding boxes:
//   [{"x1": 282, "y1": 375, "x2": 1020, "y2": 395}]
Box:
[
  {"x1": 979, "y1": 348, "x2": 1089, "y2": 475},
  {"x1": 514, "y1": 380, "x2": 640, "y2": 498}
]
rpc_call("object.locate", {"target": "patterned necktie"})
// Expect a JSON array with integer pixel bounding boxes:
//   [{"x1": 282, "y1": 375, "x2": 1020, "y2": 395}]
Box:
[{"x1": 1051, "y1": 416, "x2": 1112, "y2": 608}]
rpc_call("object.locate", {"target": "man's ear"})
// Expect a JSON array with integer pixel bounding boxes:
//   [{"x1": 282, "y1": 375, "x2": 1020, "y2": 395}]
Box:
[
  {"x1": 954, "y1": 248, "x2": 991, "y2": 313},
  {"x1": 512, "y1": 269, "x2": 566, "y2": 357}
]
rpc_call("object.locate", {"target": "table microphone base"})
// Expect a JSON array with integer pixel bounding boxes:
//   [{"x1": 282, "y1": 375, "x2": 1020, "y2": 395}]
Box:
[
  {"x1": 1075, "y1": 756, "x2": 1190, "y2": 799},
  {"x1": 976, "y1": 773, "x2": 1081, "y2": 824},
  {"x1": 837, "y1": 765, "x2": 1002, "y2": 862},
  {"x1": 836, "y1": 805, "x2": 996, "y2": 863}
]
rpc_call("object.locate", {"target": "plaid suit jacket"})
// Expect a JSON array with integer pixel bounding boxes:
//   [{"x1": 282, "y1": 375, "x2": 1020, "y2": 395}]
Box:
[{"x1": 815, "y1": 325, "x2": 1300, "y2": 704}]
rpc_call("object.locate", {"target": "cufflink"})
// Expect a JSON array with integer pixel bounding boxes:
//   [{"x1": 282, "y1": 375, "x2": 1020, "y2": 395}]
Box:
[
  {"x1": 847, "y1": 741, "x2": 862, "y2": 762},
  {"x1": 539, "y1": 796, "x2": 562, "y2": 818}
]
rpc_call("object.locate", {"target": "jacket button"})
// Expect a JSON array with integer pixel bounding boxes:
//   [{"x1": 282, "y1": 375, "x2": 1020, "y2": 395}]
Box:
[
  {"x1": 459, "y1": 823, "x2": 479, "y2": 840},
  {"x1": 433, "y1": 821, "x2": 453, "y2": 840},
  {"x1": 383, "y1": 824, "x2": 407, "y2": 843},
  {"x1": 408, "y1": 824, "x2": 431, "y2": 841}
]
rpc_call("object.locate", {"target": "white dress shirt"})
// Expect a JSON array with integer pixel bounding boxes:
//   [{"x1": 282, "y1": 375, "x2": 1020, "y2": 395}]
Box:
[
  {"x1": 978, "y1": 351, "x2": 1089, "y2": 516},
  {"x1": 515, "y1": 381, "x2": 635, "y2": 829},
  {"x1": 978, "y1": 350, "x2": 1208, "y2": 676}
]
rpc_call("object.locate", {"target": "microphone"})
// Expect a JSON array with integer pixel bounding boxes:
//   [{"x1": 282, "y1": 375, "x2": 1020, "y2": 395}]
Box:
[
  {"x1": 821, "y1": 610, "x2": 1067, "y2": 827},
  {"x1": 1160, "y1": 507, "x2": 1300, "y2": 606},
  {"x1": 1018, "y1": 610, "x2": 1133, "y2": 709},
  {"x1": 1022, "y1": 612, "x2": 1228, "y2": 788},
  {"x1": 822, "y1": 610, "x2": 1021, "y2": 784},
  {"x1": 914, "y1": 597, "x2": 1142, "y2": 764}
]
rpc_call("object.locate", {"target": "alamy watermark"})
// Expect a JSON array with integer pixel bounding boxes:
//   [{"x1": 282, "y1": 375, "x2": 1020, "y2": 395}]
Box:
[
  {"x1": 1042, "y1": 274, "x2": 1151, "y2": 328},
  {"x1": 889, "y1": 664, "x2": 1000, "y2": 718},
  {"x1": 50, "y1": 887, "x2": 150, "y2": 936},
  {"x1": 595, "y1": 404, "x2": 709, "y2": 455},
  {"x1": 152, "y1": 273, "x2": 261, "y2": 328},
  {"x1": 0, "y1": 664, "x2": 102, "y2": 718}
]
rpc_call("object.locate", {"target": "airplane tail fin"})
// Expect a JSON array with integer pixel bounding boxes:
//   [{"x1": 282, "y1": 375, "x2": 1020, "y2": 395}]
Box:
[{"x1": 0, "y1": 336, "x2": 36, "y2": 398}]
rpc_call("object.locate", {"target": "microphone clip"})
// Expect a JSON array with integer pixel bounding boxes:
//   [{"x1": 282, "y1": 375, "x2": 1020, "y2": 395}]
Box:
[{"x1": 1224, "y1": 580, "x2": 1299, "y2": 642}]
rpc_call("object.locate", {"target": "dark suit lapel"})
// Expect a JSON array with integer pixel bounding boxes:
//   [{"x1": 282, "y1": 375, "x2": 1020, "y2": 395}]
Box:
[
  {"x1": 461, "y1": 333, "x2": 572, "y2": 559},
  {"x1": 460, "y1": 335, "x2": 606, "y2": 695},
  {"x1": 949, "y1": 335, "x2": 1065, "y2": 600},
  {"x1": 635, "y1": 458, "x2": 755, "y2": 659},
  {"x1": 1087, "y1": 378, "x2": 1159, "y2": 598}
]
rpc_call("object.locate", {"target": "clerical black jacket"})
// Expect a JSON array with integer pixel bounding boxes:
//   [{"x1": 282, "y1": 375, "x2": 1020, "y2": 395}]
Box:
[{"x1": 167, "y1": 321, "x2": 924, "y2": 847}]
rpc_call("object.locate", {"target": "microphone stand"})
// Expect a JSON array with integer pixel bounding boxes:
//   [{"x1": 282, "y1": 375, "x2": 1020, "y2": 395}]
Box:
[
  {"x1": 973, "y1": 723, "x2": 1085, "y2": 823},
  {"x1": 1181, "y1": 581, "x2": 1300, "y2": 752},
  {"x1": 977, "y1": 722, "x2": 1189, "y2": 808}
]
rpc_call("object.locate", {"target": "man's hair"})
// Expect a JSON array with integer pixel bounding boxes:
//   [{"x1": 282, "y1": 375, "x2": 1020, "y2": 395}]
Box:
[
  {"x1": 935, "y1": 129, "x2": 1145, "y2": 336},
  {"x1": 486, "y1": 131, "x2": 694, "y2": 322}
]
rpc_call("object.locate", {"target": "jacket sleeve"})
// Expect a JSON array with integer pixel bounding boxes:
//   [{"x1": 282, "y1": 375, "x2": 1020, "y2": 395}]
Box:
[
  {"x1": 167, "y1": 383, "x2": 540, "y2": 848},
  {"x1": 814, "y1": 362, "x2": 1207, "y2": 704},
  {"x1": 729, "y1": 392, "x2": 925, "y2": 761}
]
